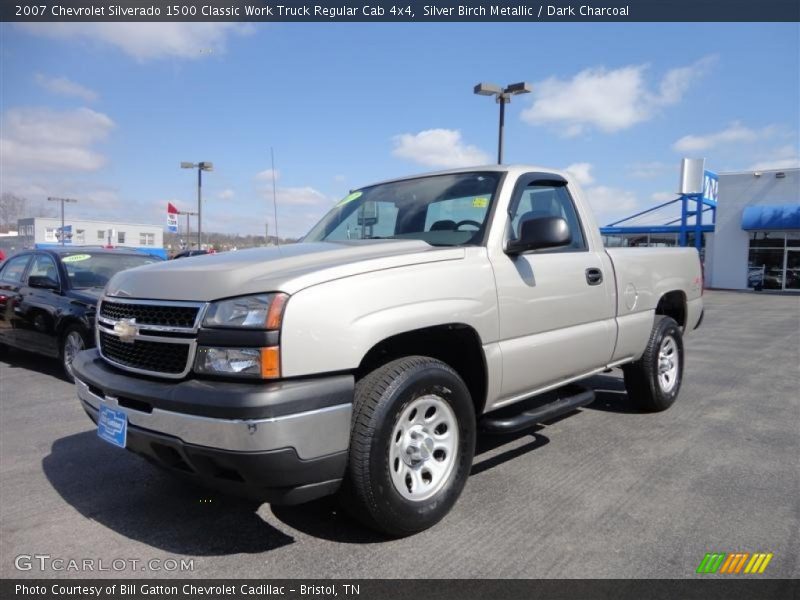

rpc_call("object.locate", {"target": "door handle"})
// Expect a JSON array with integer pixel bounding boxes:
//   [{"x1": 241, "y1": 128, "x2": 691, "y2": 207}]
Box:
[{"x1": 586, "y1": 268, "x2": 603, "y2": 286}]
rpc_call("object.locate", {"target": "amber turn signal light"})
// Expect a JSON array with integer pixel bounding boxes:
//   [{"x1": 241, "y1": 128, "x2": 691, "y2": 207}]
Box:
[
  {"x1": 260, "y1": 346, "x2": 281, "y2": 379},
  {"x1": 266, "y1": 293, "x2": 289, "y2": 330}
]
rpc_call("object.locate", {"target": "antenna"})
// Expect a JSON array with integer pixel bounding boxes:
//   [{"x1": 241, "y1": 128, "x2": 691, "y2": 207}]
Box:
[{"x1": 271, "y1": 147, "x2": 280, "y2": 247}]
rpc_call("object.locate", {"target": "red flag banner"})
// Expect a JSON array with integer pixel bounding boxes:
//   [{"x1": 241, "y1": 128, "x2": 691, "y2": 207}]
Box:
[{"x1": 167, "y1": 202, "x2": 179, "y2": 231}]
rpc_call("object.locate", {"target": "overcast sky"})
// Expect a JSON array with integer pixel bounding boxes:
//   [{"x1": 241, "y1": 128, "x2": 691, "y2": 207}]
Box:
[{"x1": 2, "y1": 22, "x2": 798, "y2": 237}]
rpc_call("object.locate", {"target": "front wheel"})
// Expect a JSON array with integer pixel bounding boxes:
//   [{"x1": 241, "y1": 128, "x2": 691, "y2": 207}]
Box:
[
  {"x1": 341, "y1": 356, "x2": 476, "y2": 537},
  {"x1": 623, "y1": 316, "x2": 684, "y2": 412}
]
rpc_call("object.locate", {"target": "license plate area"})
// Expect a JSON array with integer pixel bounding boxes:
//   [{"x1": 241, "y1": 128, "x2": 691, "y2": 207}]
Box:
[{"x1": 97, "y1": 404, "x2": 127, "y2": 448}]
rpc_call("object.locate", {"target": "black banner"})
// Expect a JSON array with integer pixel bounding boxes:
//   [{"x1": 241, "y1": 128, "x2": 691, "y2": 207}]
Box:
[
  {"x1": 2, "y1": 580, "x2": 799, "y2": 600},
  {"x1": 3, "y1": 0, "x2": 800, "y2": 22}
]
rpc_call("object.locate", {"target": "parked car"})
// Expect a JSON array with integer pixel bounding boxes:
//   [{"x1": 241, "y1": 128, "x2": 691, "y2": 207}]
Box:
[
  {"x1": 172, "y1": 250, "x2": 210, "y2": 259},
  {"x1": 0, "y1": 248, "x2": 162, "y2": 381},
  {"x1": 73, "y1": 165, "x2": 703, "y2": 535}
]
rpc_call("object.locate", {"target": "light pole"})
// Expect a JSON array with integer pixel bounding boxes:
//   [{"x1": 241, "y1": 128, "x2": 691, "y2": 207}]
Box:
[
  {"x1": 47, "y1": 197, "x2": 78, "y2": 245},
  {"x1": 180, "y1": 161, "x2": 213, "y2": 249},
  {"x1": 473, "y1": 82, "x2": 532, "y2": 164}
]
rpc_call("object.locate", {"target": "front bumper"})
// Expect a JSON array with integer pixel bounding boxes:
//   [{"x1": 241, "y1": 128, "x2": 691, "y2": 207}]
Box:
[{"x1": 73, "y1": 349, "x2": 353, "y2": 504}]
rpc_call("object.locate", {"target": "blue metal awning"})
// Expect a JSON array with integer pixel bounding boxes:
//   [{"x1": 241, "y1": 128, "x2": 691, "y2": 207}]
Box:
[
  {"x1": 741, "y1": 204, "x2": 800, "y2": 230},
  {"x1": 601, "y1": 225, "x2": 714, "y2": 235}
]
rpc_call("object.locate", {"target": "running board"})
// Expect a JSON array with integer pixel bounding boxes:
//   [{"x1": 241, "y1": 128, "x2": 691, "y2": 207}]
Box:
[{"x1": 480, "y1": 385, "x2": 595, "y2": 434}]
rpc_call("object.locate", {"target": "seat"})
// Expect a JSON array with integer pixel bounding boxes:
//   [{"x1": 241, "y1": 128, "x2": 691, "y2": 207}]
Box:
[
  {"x1": 72, "y1": 271, "x2": 98, "y2": 287},
  {"x1": 430, "y1": 220, "x2": 457, "y2": 231},
  {"x1": 44, "y1": 266, "x2": 58, "y2": 281}
]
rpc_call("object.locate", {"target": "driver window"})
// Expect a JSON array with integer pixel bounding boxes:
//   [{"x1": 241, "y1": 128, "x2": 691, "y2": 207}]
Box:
[
  {"x1": 510, "y1": 184, "x2": 586, "y2": 251},
  {"x1": 28, "y1": 255, "x2": 60, "y2": 285}
]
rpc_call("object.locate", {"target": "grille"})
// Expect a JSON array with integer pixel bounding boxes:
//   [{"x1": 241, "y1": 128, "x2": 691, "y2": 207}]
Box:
[
  {"x1": 99, "y1": 330, "x2": 190, "y2": 375},
  {"x1": 100, "y1": 301, "x2": 199, "y2": 328}
]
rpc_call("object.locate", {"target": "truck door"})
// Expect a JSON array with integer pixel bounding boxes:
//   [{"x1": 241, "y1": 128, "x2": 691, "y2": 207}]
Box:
[{"x1": 489, "y1": 174, "x2": 616, "y2": 404}]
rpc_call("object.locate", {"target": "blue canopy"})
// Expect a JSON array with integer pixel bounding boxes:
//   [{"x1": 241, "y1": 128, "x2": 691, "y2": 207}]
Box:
[{"x1": 741, "y1": 204, "x2": 800, "y2": 230}]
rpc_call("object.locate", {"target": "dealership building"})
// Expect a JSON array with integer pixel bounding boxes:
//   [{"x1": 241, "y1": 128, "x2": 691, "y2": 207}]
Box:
[
  {"x1": 707, "y1": 168, "x2": 799, "y2": 291},
  {"x1": 12, "y1": 217, "x2": 166, "y2": 258},
  {"x1": 602, "y1": 162, "x2": 799, "y2": 293}
]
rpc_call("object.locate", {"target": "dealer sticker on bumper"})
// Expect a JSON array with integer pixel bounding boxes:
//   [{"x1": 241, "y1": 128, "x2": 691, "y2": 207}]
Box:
[{"x1": 97, "y1": 404, "x2": 127, "y2": 448}]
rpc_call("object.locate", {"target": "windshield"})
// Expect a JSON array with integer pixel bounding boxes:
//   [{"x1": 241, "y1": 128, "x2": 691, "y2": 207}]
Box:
[
  {"x1": 61, "y1": 253, "x2": 160, "y2": 289},
  {"x1": 304, "y1": 171, "x2": 502, "y2": 247}
]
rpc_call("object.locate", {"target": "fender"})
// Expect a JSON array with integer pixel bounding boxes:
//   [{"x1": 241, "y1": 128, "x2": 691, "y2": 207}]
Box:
[{"x1": 280, "y1": 247, "x2": 499, "y2": 378}]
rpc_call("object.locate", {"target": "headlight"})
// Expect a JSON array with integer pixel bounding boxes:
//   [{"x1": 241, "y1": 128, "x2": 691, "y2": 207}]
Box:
[
  {"x1": 195, "y1": 346, "x2": 280, "y2": 379},
  {"x1": 203, "y1": 293, "x2": 288, "y2": 329}
]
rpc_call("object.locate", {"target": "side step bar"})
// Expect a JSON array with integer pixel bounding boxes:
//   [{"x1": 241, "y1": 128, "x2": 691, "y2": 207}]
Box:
[{"x1": 480, "y1": 385, "x2": 595, "y2": 434}]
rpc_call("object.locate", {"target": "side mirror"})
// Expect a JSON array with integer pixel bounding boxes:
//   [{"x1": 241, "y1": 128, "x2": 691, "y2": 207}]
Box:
[
  {"x1": 506, "y1": 216, "x2": 571, "y2": 255},
  {"x1": 28, "y1": 275, "x2": 60, "y2": 290}
]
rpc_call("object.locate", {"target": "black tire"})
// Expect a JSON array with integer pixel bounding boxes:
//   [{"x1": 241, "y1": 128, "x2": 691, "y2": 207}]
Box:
[
  {"x1": 623, "y1": 316, "x2": 684, "y2": 412},
  {"x1": 60, "y1": 324, "x2": 89, "y2": 383},
  {"x1": 341, "y1": 356, "x2": 476, "y2": 537}
]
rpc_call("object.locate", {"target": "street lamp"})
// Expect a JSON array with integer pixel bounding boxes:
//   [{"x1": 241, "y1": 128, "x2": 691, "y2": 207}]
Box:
[
  {"x1": 473, "y1": 82, "x2": 532, "y2": 164},
  {"x1": 180, "y1": 161, "x2": 213, "y2": 249},
  {"x1": 47, "y1": 197, "x2": 78, "y2": 246}
]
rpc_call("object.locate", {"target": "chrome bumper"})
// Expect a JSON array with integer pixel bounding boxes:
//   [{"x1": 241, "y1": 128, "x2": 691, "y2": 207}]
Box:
[{"x1": 76, "y1": 378, "x2": 352, "y2": 460}]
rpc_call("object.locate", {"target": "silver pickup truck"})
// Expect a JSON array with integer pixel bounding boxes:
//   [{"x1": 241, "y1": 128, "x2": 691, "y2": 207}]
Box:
[{"x1": 73, "y1": 165, "x2": 703, "y2": 536}]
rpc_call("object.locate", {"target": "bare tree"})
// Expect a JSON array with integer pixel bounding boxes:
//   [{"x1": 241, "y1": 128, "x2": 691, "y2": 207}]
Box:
[
  {"x1": 31, "y1": 199, "x2": 57, "y2": 218},
  {"x1": 0, "y1": 193, "x2": 27, "y2": 233}
]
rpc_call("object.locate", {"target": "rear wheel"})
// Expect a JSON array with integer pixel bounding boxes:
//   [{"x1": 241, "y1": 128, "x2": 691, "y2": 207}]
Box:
[
  {"x1": 61, "y1": 325, "x2": 88, "y2": 383},
  {"x1": 341, "y1": 356, "x2": 476, "y2": 537},
  {"x1": 623, "y1": 316, "x2": 684, "y2": 412}
]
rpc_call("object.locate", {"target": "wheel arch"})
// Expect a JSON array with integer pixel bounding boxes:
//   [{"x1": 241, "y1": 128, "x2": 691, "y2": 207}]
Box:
[
  {"x1": 55, "y1": 316, "x2": 93, "y2": 348},
  {"x1": 655, "y1": 290, "x2": 687, "y2": 330},
  {"x1": 357, "y1": 323, "x2": 488, "y2": 416}
]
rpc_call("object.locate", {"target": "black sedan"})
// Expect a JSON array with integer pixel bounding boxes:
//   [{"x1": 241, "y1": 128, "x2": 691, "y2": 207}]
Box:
[
  {"x1": 0, "y1": 248, "x2": 162, "y2": 381},
  {"x1": 171, "y1": 249, "x2": 210, "y2": 259}
]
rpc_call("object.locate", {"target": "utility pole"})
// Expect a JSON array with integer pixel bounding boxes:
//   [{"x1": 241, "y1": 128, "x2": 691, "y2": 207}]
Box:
[
  {"x1": 271, "y1": 148, "x2": 280, "y2": 246},
  {"x1": 181, "y1": 162, "x2": 213, "y2": 249},
  {"x1": 197, "y1": 167, "x2": 202, "y2": 248},
  {"x1": 47, "y1": 197, "x2": 78, "y2": 245},
  {"x1": 180, "y1": 210, "x2": 198, "y2": 245}
]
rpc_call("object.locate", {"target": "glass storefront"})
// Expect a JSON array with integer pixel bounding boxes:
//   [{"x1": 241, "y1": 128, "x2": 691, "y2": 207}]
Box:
[
  {"x1": 602, "y1": 233, "x2": 679, "y2": 247},
  {"x1": 602, "y1": 232, "x2": 707, "y2": 263},
  {"x1": 747, "y1": 231, "x2": 800, "y2": 291}
]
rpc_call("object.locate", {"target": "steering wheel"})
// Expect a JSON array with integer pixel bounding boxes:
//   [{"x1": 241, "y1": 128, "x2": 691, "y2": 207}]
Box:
[{"x1": 454, "y1": 219, "x2": 481, "y2": 231}]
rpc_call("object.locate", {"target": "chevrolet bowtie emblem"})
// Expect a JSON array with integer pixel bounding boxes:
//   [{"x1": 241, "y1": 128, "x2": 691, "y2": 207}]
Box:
[{"x1": 113, "y1": 318, "x2": 138, "y2": 343}]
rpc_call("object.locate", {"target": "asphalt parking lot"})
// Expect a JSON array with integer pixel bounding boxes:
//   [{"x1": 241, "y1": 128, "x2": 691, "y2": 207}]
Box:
[{"x1": 1, "y1": 290, "x2": 798, "y2": 579}]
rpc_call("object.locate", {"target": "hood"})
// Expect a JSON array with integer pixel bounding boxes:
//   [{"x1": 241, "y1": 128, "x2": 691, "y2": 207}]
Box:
[{"x1": 105, "y1": 240, "x2": 465, "y2": 301}]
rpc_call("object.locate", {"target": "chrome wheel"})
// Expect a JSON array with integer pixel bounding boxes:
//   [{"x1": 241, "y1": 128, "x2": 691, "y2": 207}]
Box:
[
  {"x1": 63, "y1": 331, "x2": 85, "y2": 378},
  {"x1": 657, "y1": 335, "x2": 679, "y2": 393},
  {"x1": 389, "y1": 394, "x2": 459, "y2": 502}
]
